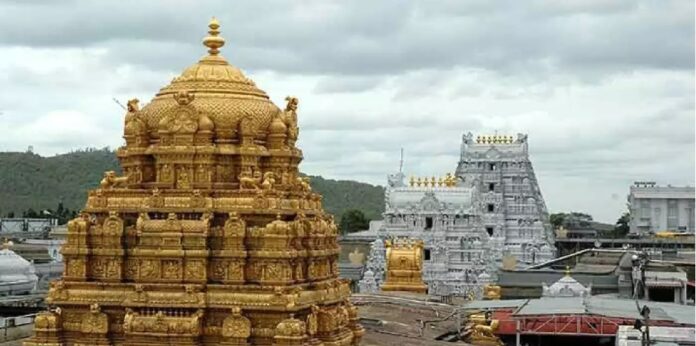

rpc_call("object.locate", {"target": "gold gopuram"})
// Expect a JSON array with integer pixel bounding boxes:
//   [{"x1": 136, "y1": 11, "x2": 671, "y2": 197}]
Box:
[
  {"x1": 380, "y1": 239, "x2": 427, "y2": 294},
  {"x1": 25, "y1": 19, "x2": 363, "y2": 346}
]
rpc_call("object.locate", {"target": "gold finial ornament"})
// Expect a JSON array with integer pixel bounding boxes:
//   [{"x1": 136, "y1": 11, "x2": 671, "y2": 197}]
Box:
[
  {"x1": 24, "y1": 19, "x2": 362, "y2": 346},
  {"x1": 475, "y1": 134, "x2": 515, "y2": 145},
  {"x1": 203, "y1": 17, "x2": 225, "y2": 56},
  {"x1": 565, "y1": 266, "x2": 571, "y2": 277}
]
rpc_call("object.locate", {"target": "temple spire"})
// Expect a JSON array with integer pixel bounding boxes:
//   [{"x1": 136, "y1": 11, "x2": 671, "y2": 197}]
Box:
[{"x1": 203, "y1": 17, "x2": 225, "y2": 56}]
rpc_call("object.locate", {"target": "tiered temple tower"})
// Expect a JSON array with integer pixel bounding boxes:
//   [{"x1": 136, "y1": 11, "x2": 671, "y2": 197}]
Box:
[
  {"x1": 360, "y1": 172, "x2": 495, "y2": 298},
  {"x1": 456, "y1": 133, "x2": 555, "y2": 265},
  {"x1": 25, "y1": 19, "x2": 362, "y2": 346}
]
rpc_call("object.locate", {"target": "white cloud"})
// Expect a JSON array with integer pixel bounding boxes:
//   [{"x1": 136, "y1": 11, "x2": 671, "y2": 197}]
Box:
[{"x1": 0, "y1": 0, "x2": 692, "y2": 223}]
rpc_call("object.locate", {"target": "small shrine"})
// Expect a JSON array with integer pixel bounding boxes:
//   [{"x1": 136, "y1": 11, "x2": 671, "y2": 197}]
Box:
[
  {"x1": 542, "y1": 267, "x2": 592, "y2": 298},
  {"x1": 380, "y1": 239, "x2": 428, "y2": 294}
]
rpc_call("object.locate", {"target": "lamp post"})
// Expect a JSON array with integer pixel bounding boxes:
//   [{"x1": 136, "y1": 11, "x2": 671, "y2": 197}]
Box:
[{"x1": 633, "y1": 303, "x2": 651, "y2": 346}]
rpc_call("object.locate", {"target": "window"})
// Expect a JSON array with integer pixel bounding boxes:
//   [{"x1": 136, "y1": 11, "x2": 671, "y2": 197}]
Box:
[
  {"x1": 489, "y1": 163, "x2": 497, "y2": 171},
  {"x1": 667, "y1": 199, "x2": 678, "y2": 230},
  {"x1": 486, "y1": 227, "x2": 494, "y2": 236},
  {"x1": 487, "y1": 204, "x2": 495, "y2": 213},
  {"x1": 424, "y1": 249, "x2": 431, "y2": 261},
  {"x1": 640, "y1": 200, "x2": 651, "y2": 218},
  {"x1": 488, "y1": 183, "x2": 495, "y2": 192},
  {"x1": 425, "y1": 217, "x2": 433, "y2": 230},
  {"x1": 668, "y1": 200, "x2": 678, "y2": 216}
]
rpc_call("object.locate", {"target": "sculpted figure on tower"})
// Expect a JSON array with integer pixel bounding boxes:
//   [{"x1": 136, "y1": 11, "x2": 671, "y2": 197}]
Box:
[{"x1": 25, "y1": 18, "x2": 362, "y2": 346}]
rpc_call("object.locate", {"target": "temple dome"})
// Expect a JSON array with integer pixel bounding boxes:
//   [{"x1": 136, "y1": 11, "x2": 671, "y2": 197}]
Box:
[
  {"x1": 0, "y1": 245, "x2": 38, "y2": 289},
  {"x1": 139, "y1": 18, "x2": 281, "y2": 141}
]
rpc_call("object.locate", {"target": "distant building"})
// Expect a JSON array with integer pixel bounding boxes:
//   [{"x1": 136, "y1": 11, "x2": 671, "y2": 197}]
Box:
[{"x1": 628, "y1": 182, "x2": 695, "y2": 235}]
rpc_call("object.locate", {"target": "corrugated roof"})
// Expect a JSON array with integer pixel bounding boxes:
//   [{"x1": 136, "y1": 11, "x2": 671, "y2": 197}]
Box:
[
  {"x1": 460, "y1": 299, "x2": 528, "y2": 310},
  {"x1": 586, "y1": 297, "x2": 673, "y2": 322},
  {"x1": 472, "y1": 296, "x2": 696, "y2": 326},
  {"x1": 514, "y1": 297, "x2": 586, "y2": 315}
]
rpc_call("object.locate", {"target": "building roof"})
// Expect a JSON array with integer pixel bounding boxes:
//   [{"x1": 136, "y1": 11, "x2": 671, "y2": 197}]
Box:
[
  {"x1": 0, "y1": 247, "x2": 38, "y2": 293},
  {"x1": 463, "y1": 297, "x2": 695, "y2": 326},
  {"x1": 386, "y1": 187, "x2": 474, "y2": 211},
  {"x1": 630, "y1": 185, "x2": 695, "y2": 199}
]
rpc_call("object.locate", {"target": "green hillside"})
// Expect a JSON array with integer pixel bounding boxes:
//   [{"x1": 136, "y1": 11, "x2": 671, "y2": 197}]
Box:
[{"x1": 0, "y1": 149, "x2": 384, "y2": 224}]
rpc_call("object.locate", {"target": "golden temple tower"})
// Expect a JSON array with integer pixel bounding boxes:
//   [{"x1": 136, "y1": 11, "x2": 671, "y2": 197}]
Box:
[{"x1": 25, "y1": 18, "x2": 363, "y2": 346}]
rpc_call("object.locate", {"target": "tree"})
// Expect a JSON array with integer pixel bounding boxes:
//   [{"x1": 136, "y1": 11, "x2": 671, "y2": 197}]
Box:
[
  {"x1": 23, "y1": 208, "x2": 39, "y2": 218},
  {"x1": 549, "y1": 213, "x2": 567, "y2": 229},
  {"x1": 339, "y1": 209, "x2": 370, "y2": 235},
  {"x1": 549, "y1": 211, "x2": 594, "y2": 229},
  {"x1": 614, "y1": 212, "x2": 630, "y2": 237}
]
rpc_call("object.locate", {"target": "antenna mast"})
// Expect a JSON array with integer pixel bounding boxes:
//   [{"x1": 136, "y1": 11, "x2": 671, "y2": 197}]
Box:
[
  {"x1": 112, "y1": 98, "x2": 126, "y2": 110},
  {"x1": 399, "y1": 148, "x2": 404, "y2": 173}
]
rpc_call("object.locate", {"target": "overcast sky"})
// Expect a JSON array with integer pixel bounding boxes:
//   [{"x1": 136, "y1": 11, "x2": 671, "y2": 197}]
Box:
[{"x1": 0, "y1": 0, "x2": 693, "y2": 222}]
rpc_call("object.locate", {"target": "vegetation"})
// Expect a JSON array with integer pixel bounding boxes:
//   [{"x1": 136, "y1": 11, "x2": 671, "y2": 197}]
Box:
[
  {"x1": 613, "y1": 212, "x2": 630, "y2": 237},
  {"x1": 338, "y1": 209, "x2": 370, "y2": 235},
  {"x1": 549, "y1": 211, "x2": 594, "y2": 229},
  {"x1": 550, "y1": 210, "x2": 629, "y2": 238},
  {"x1": 0, "y1": 149, "x2": 384, "y2": 225}
]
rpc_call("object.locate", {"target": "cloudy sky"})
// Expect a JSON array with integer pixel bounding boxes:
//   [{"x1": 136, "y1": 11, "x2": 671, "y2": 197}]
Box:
[{"x1": 0, "y1": 0, "x2": 693, "y2": 222}]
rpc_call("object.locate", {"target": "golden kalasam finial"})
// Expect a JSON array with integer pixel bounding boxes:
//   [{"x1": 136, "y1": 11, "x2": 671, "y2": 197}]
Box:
[
  {"x1": 409, "y1": 176, "x2": 415, "y2": 187},
  {"x1": 565, "y1": 266, "x2": 571, "y2": 277},
  {"x1": 203, "y1": 17, "x2": 225, "y2": 56}
]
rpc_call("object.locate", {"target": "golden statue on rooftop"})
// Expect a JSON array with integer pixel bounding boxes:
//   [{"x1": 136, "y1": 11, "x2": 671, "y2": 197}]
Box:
[
  {"x1": 461, "y1": 312, "x2": 504, "y2": 346},
  {"x1": 25, "y1": 18, "x2": 362, "y2": 346}
]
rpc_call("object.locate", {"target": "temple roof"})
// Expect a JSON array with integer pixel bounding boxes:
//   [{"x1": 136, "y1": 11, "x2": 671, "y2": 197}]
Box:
[
  {"x1": 138, "y1": 18, "x2": 280, "y2": 140},
  {"x1": 542, "y1": 268, "x2": 591, "y2": 298},
  {"x1": 0, "y1": 243, "x2": 38, "y2": 285}
]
